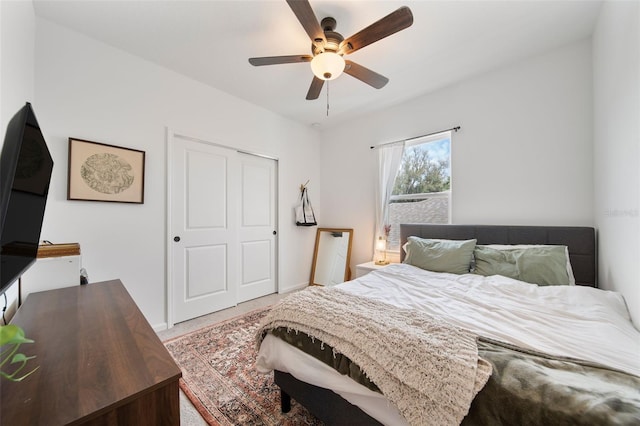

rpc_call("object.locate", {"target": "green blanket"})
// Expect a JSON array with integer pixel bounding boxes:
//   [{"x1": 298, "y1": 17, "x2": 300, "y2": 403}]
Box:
[
  {"x1": 464, "y1": 337, "x2": 640, "y2": 426},
  {"x1": 270, "y1": 330, "x2": 640, "y2": 425}
]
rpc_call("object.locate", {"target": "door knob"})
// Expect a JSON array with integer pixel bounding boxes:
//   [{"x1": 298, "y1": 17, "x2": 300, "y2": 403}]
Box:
[
  {"x1": 273, "y1": 230, "x2": 277, "y2": 235},
  {"x1": 174, "y1": 236, "x2": 181, "y2": 242}
]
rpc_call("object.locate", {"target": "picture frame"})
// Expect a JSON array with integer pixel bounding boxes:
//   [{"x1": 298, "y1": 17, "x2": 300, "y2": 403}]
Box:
[{"x1": 67, "y1": 138, "x2": 145, "y2": 204}]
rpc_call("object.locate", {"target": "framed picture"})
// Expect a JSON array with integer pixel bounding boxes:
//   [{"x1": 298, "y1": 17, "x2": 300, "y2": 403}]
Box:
[{"x1": 67, "y1": 138, "x2": 145, "y2": 204}]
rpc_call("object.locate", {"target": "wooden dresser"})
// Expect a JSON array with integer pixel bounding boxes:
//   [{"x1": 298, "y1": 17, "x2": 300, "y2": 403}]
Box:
[{"x1": 1, "y1": 280, "x2": 182, "y2": 425}]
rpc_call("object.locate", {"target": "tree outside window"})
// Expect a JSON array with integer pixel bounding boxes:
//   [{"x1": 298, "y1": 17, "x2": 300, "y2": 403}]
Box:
[{"x1": 387, "y1": 134, "x2": 451, "y2": 251}]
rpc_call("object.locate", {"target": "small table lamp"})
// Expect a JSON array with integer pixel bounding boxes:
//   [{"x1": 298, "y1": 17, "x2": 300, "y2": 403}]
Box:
[{"x1": 375, "y1": 236, "x2": 389, "y2": 265}]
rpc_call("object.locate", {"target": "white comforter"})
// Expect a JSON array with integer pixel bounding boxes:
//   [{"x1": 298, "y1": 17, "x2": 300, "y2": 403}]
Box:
[
  {"x1": 256, "y1": 263, "x2": 640, "y2": 424},
  {"x1": 338, "y1": 263, "x2": 640, "y2": 377}
]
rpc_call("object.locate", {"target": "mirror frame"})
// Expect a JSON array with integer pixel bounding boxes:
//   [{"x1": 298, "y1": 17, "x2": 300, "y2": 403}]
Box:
[{"x1": 309, "y1": 228, "x2": 354, "y2": 286}]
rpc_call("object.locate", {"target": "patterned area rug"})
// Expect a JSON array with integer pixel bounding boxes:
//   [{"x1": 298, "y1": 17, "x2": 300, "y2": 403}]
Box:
[{"x1": 163, "y1": 307, "x2": 323, "y2": 426}]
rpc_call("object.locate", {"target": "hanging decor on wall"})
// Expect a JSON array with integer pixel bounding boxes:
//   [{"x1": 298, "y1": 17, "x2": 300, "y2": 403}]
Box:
[
  {"x1": 67, "y1": 138, "x2": 145, "y2": 204},
  {"x1": 295, "y1": 180, "x2": 317, "y2": 226}
]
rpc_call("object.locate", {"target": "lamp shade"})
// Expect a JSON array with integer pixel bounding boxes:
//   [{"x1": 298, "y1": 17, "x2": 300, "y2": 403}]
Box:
[{"x1": 310, "y1": 52, "x2": 345, "y2": 81}]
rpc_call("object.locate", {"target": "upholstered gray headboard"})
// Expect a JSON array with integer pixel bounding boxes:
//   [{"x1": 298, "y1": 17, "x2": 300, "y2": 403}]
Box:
[{"x1": 400, "y1": 224, "x2": 597, "y2": 287}]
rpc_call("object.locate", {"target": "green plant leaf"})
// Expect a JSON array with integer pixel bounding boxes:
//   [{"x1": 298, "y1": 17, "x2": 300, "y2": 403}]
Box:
[
  {"x1": 11, "y1": 353, "x2": 37, "y2": 364},
  {"x1": 0, "y1": 325, "x2": 34, "y2": 345},
  {"x1": 0, "y1": 325, "x2": 38, "y2": 382}
]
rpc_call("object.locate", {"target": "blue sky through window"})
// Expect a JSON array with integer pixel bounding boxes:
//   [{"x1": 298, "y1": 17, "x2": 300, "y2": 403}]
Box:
[{"x1": 406, "y1": 136, "x2": 451, "y2": 176}]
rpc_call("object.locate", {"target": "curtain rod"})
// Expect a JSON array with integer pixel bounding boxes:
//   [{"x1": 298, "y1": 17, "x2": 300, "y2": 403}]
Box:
[{"x1": 369, "y1": 126, "x2": 460, "y2": 150}]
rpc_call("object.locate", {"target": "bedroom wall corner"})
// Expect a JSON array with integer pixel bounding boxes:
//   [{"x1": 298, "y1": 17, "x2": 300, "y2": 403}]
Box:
[{"x1": 593, "y1": 0, "x2": 640, "y2": 327}]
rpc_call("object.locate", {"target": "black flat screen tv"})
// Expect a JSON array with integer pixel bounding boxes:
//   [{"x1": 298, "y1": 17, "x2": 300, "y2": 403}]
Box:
[{"x1": 0, "y1": 102, "x2": 54, "y2": 295}]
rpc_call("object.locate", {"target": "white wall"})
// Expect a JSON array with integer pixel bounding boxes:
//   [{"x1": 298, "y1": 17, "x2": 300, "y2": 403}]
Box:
[
  {"x1": 593, "y1": 0, "x2": 640, "y2": 326},
  {"x1": 33, "y1": 18, "x2": 321, "y2": 329},
  {"x1": 0, "y1": 0, "x2": 35, "y2": 128},
  {"x1": 0, "y1": 0, "x2": 36, "y2": 320},
  {"x1": 320, "y1": 40, "x2": 594, "y2": 272}
]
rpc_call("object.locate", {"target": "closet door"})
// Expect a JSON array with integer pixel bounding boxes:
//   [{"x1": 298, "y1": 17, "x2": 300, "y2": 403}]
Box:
[
  {"x1": 237, "y1": 153, "x2": 277, "y2": 302},
  {"x1": 170, "y1": 134, "x2": 239, "y2": 323}
]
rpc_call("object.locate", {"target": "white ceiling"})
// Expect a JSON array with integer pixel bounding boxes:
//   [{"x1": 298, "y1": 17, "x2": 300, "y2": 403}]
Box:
[{"x1": 33, "y1": 0, "x2": 602, "y2": 128}]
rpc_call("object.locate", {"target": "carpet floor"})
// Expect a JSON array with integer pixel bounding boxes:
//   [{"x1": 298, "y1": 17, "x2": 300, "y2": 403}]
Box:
[{"x1": 163, "y1": 307, "x2": 323, "y2": 425}]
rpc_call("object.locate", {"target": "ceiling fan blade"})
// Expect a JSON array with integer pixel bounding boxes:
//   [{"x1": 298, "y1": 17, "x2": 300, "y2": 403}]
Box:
[
  {"x1": 339, "y1": 6, "x2": 413, "y2": 55},
  {"x1": 344, "y1": 60, "x2": 389, "y2": 89},
  {"x1": 286, "y1": 0, "x2": 326, "y2": 46},
  {"x1": 306, "y1": 76, "x2": 324, "y2": 100},
  {"x1": 249, "y1": 55, "x2": 313, "y2": 66}
]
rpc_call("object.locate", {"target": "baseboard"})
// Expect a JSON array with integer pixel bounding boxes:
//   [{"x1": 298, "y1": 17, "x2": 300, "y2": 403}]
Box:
[
  {"x1": 279, "y1": 282, "x2": 308, "y2": 294},
  {"x1": 152, "y1": 322, "x2": 168, "y2": 332}
]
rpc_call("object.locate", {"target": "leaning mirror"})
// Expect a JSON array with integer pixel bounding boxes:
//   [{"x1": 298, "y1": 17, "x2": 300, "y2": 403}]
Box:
[{"x1": 310, "y1": 228, "x2": 353, "y2": 286}]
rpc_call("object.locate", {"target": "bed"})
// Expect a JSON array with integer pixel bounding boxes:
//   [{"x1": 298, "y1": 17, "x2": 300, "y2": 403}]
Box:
[{"x1": 255, "y1": 224, "x2": 640, "y2": 425}]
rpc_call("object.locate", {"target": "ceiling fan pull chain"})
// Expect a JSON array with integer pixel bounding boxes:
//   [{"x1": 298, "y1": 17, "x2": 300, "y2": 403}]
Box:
[{"x1": 326, "y1": 81, "x2": 330, "y2": 117}]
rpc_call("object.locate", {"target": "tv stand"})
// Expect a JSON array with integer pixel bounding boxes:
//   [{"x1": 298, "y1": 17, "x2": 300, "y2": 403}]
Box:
[{"x1": 1, "y1": 280, "x2": 182, "y2": 425}]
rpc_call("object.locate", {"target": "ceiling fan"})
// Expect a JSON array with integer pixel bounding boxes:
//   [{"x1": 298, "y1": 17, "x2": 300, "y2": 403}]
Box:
[{"x1": 249, "y1": 0, "x2": 414, "y2": 100}]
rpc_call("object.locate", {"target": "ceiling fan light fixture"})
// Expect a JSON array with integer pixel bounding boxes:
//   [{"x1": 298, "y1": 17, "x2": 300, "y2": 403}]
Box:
[{"x1": 310, "y1": 52, "x2": 345, "y2": 81}]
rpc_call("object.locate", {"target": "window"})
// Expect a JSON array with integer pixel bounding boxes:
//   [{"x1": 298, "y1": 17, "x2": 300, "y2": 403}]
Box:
[{"x1": 386, "y1": 132, "x2": 451, "y2": 251}]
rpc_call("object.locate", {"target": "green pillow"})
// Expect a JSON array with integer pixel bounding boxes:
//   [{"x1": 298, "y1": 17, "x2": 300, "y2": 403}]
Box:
[
  {"x1": 403, "y1": 237, "x2": 476, "y2": 274},
  {"x1": 473, "y1": 245, "x2": 570, "y2": 286},
  {"x1": 473, "y1": 246, "x2": 520, "y2": 280}
]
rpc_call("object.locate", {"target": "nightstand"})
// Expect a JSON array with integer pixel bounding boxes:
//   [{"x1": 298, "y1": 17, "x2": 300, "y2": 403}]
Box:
[{"x1": 355, "y1": 261, "x2": 392, "y2": 278}]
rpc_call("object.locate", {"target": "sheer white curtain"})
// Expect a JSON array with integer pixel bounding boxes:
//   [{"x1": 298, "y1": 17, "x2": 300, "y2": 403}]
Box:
[{"x1": 374, "y1": 142, "x2": 405, "y2": 245}]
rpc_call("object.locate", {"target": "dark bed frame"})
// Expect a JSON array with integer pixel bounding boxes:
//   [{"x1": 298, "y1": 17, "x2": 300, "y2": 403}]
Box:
[{"x1": 275, "y1": 224, "x2": 597, "y2": 425}]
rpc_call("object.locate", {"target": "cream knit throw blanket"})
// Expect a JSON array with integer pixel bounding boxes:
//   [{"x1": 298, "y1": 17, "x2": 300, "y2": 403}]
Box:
[{"x1": 256, "y1": 286, "x2": 492, "y2": 426}]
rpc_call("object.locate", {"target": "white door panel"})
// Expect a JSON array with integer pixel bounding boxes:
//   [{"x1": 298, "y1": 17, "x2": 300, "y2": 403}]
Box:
[
  {"x1": 185, "y1": 244, "x2": 227, "y2": 298},
  {"x1": 242, "y1": 162, "x2": 271, "y2": 226},
  {"x1": 238, "y1": 153, "x2": 277, "y2": 302},
  {"x1": 241, "y1": 240, "x2": 271, "y2": 284},
  {"x1": 171, "y1": 135, "x2": 238, "y2": 323},
  {"x1": 186, "y1": 151, "x2": 227, "y2": 228}
]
